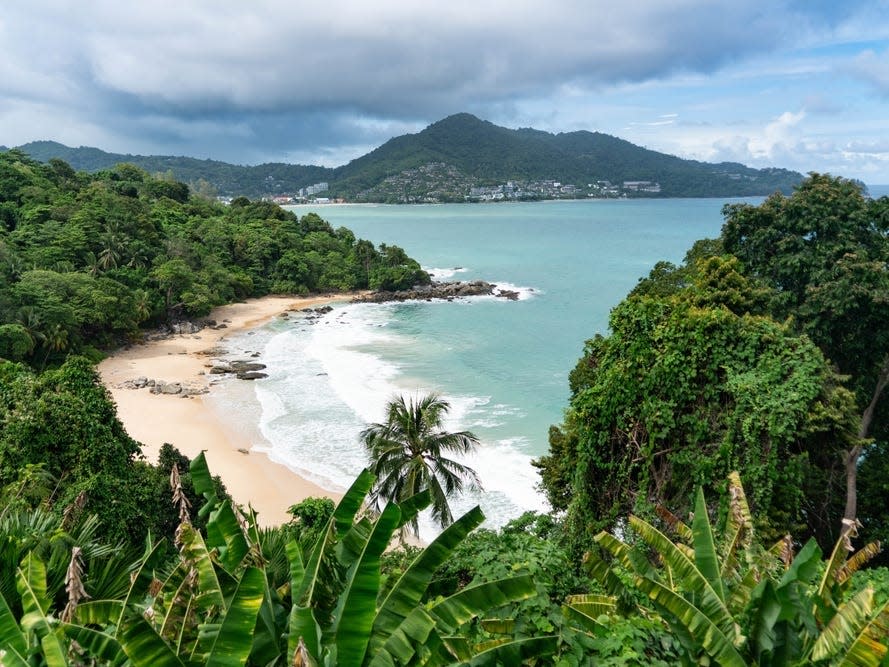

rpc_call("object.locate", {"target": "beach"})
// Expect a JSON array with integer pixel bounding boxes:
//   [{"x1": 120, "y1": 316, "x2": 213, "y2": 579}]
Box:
[{"x1": 98, "y1": 295, "x2": 348, "y2": 527}]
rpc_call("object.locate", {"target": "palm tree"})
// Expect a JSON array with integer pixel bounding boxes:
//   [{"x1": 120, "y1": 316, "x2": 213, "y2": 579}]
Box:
[{"x1": 361, "y1": 393, "x2": 482, "y2": 533}]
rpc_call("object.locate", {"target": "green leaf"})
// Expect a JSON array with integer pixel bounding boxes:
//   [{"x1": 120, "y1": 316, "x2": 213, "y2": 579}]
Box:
[
  {"x1": 629, "y1": 515, "x2": 737, "y2": 641},
  {"x1": 633, "y1": 576, "x2": 747, "y2": 667},
  {"x1": 206, "y1": 566, "x2": 266, "y2": 667},
  {"x1": 837, "y1": 596, "x2": 889, "y2": 667},
  {"x1": 691, "y1": 486, "x2": 725, "y2": 602},
  {"x1": 60, "y1": 623, "x2": 128, "y2": 666},
  {"x1": 190, "y1": 450, "x2": 221, "y2": 519},
  {"x1": 368, "y1": 607, "x2": 437, "y2": 667},
  {"x1": 71, "y1": 599, "x2": 125, "y2": 626},
  {"x1": 119, "y1": 614, "x2": 186, "y2": 667},
  {"x1": 395, "y1": 489, "x2": 432, "y2": 530},
  {"x1": 430, "y1": 575, "x2": 537, "y2": 634},
  {"x1": 371, "y1": 505, "x2": 485, "y2": 654},
  {"x1": 204, "y1": 500, "x2": 250, "y2": 575},
  {"x1": 288, "y1": 605, "x2": 321, "y2": 665},
  {"x1": 812, "y1": 587, "x2": 875, "y2": 662},
  {"x1": 0, "y1": 590, "x2": 27, "y2": 659},
  {"x1": 563, "y1": 593, "x2": 617, "y2": 632},
  {"x1": 333, "y1": 502, "x2": 401, "y2": 666},
  {"x1": 464, "y1": 636, "x2": 559, "y2": 666},
  {"x1": 178, "y1": 522, "x2": 225, "y2": 610}
]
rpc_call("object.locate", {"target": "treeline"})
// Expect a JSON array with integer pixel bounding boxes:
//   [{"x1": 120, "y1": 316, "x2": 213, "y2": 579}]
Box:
[
  {"x1": 16, "y1": 113, "x2": 804, "y2": 200},
  {"x1": 0, "y1": 149, "x2": 429, "y2": 367}
]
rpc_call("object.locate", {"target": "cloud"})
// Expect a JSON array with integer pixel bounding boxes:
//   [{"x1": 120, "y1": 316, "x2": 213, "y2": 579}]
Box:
[
  {"x1": 847, "y1": 48, "x2": 889, "y2": 96},
  {"x1": 1, "y1": 1, "x2": 888, "y2": 181}
]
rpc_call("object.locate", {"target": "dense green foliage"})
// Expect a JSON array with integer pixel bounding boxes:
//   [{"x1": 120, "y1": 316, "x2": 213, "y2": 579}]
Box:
[
  {"x1": 0, "y1": 457, "x2": 559, "y2": 666},
  {"x1": 540, "y1": 173, "x2": 889, "y2": 562},
  {"x1": 586, "y1": 473, "x2": 889, "y2": 665},
  {"x1": 0, "y1": 149, "x2": 428, "y2": 367},
  {"x1": 0, "y1": 357, "x2": 216, "y2": 547},
  {"x1": 722, "y1": 174, "x2": 889, "y2": 533},
  {"x1": 537, "y1": 250, "x2": 858, "y2": 555},
  {"x1": 16, "y1": 114, "x2": 803, "y2": 200}
]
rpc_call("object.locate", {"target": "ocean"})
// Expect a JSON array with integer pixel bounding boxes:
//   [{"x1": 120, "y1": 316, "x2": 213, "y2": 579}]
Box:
[{"x1": 206, "y1": 197, "x2": 765, "y2": 539}]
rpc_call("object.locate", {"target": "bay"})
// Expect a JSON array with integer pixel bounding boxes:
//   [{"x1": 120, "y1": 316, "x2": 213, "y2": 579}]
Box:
[{"x1": 209, "y1": 198, "x2": 760, "y2": 539}]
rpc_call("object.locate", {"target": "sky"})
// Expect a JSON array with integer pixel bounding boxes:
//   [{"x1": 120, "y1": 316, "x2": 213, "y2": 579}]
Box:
[{"x1": 3, "y1": 1, "x2": 889, "y2": 184}]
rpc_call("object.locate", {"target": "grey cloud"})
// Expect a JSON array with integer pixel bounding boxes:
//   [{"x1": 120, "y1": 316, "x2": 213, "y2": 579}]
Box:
[{"x1": 2, "y1": 0, "x2": 886, "y2": 170}]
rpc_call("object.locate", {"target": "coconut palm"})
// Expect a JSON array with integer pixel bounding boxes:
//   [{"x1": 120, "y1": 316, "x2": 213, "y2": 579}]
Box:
[{"x1": 361, "y1": 393, "x2": 482, "y2": 532}]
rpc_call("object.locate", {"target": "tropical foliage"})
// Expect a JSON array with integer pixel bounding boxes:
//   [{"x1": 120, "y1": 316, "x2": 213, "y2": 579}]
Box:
[
  {"x1": 537, "y1": 249, "x2": 859, "y2": 556},
  {"x1": 582, "y1": 472, "x2": 889, "y2": 665},
  {"x1": 362, "y1": 394, "x2": 481, "y2": 533},
  {"x1": 0, "y1": 149, "x2": 429, "y2": 367},
  {"x1": 0, "y1": 454, "x2": 557, "y2": 666}
]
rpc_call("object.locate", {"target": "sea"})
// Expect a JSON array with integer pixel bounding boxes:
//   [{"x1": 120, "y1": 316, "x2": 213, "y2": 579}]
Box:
[{"x1": 205, "y1": 191, "x2": 887, "y2": 541}]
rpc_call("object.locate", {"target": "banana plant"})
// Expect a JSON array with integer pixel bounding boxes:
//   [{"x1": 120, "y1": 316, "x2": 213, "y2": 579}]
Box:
[
  {"x1": 283, "y1": 468, "x2": 557, "y2": 666},
  {"x1": 581, "y1": 472, "x2": 889, "y2": 666}
]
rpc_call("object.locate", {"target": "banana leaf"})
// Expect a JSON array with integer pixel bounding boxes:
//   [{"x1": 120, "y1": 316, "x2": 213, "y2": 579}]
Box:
[
  {"x1": 629, "y1": 515, "x2": 737, "y2": 641},
  {"x1": 119, "y1": 613, "x2": 186, "y2": 667},
  {"x1": 633, "y1": 575, "x2": 747, "y2": 667},
  {"x1": 430, "y1": 575, "x2": 536, "y2": 634},
  {"x1": 60, "y1": 622, "x2": 128, "y2": 666},
  {"x1": 205, "y1": 566, "x2": 266, "y2": 667},
  {"x1": 0, "y1": 589, "x2": 27, "y2": 658},
  {"x1": 190, "y1": 451, "x2": 221, "y2": 519},
  {"x1": 691, "y1": 487, "x2": 726, "y2": 602},
  {"x1": 461, "y1": 636, "x2": 559, "y2": 666},
  {"x1": 332, "y1": 502, "x2": 401, "y2": 665},
  {"x1": 837, "y1": 596, "x2": 889, "y2": 667},
  {"x1": 370, "y1": 505, "x2": 485, "y2": 654}
]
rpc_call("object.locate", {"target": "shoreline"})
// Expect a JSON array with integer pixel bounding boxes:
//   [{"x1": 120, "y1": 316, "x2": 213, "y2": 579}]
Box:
[{"x1": 98, "y1": 294, "x2": 354, "y2": 526}]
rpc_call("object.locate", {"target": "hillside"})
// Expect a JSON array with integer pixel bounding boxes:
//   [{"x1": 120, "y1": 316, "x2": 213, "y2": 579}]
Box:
[{"x1": 14, "y1": 114, "x2": 803, "y2": 200}]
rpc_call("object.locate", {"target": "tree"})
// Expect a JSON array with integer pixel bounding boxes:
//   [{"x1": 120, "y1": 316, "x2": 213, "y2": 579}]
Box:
[
  {"x1": 362, "y1": 394, "x2": 482, "y2": 533},
  {"x1": 722, "y1": 174, "x2": 889, "y2": 523},
  {"x1": 537, "y1": 259, "x2": 859, "y2": 556}
]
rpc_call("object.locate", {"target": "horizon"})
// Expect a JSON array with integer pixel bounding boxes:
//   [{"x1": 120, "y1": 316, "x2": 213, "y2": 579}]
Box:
[{"x1": 2, "y1": 2, "x2": 888, "y2": 182}]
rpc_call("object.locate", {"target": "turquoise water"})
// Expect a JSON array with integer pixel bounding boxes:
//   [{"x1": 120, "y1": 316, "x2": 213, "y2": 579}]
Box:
[{"x1": 210, "y1": 198, "x2": 759, "y2": 538}]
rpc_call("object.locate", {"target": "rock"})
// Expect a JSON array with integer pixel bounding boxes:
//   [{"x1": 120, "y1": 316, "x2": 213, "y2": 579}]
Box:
[
  {"x1": 237, "y1": 371, "x2": 268, "y2": 380},
  {"x1": 351, "y1": 280, "x2": 512, "y2": 304},
  {"x1": 237, "y1": 448, "x2": 249, "y2": 454},
  {"x1": 133, "y1": 376, "x2": 148, "y2": 388}
]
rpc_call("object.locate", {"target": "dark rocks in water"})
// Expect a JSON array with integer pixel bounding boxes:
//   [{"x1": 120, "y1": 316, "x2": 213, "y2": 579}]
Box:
[
  {"x1": 237, "y1": 371, "x2": 268, "y2": 380},
  {"x1": 209, "y1": 360, "x2": 267, "y2": 375},
  {"x1": 353, "y1": 280, "x2": 518, "y2": 304}
]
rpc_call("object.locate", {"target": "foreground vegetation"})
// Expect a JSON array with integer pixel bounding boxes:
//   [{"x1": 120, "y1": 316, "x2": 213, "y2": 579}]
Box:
[{"x1": 1, "y1": 155, "x2": 889, "y2": 662}]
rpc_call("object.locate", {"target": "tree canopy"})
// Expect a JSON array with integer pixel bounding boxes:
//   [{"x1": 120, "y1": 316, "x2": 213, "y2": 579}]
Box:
[
  {"x1": 0, "y1": 149, "x2": 429, "y2": 368},
  {"x1": 537, "y1": 243, "x2": 860, "y2": 556}
]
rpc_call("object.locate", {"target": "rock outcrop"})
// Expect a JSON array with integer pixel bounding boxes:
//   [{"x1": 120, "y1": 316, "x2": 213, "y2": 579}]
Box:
[{"x1": 352, "y1": 280, "x2": 521, "y2": 304}]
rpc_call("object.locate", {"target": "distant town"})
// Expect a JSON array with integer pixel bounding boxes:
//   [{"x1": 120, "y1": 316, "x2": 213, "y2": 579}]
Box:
[{"x1": 248, "y1": 164, "x2": 663, "y2": 206}]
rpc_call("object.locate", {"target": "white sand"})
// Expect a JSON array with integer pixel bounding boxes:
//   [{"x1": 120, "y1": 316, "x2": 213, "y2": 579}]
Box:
[{"x1": 98, "y1": 295, "x2": 352, "y2": 526}]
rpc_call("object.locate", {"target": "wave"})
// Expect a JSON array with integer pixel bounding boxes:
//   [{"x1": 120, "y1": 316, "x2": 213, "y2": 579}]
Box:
[{"x1": 217, "y1": 300, "x2": 549, "y2": 542}]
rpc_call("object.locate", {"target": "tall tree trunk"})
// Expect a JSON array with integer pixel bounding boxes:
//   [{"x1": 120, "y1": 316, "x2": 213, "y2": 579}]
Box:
[{"x1": 844, "y1": 354, "x2": 889, "y2": 522}]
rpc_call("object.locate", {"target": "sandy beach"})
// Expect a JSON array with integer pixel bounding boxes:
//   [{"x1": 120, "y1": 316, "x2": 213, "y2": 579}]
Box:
[{"x1": 99, "y1": 295, "x2": 350, "y2": 526}]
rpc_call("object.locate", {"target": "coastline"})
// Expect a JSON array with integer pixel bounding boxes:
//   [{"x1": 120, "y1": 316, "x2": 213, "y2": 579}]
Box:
[{"x1": 98, "y1": 295, "x2": 353, "y2": 527}]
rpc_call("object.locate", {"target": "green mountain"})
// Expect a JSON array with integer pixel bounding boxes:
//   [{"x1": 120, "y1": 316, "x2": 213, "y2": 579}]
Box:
[{"x1": 14, "y1": 114, "x2": 803, "y2": 200}]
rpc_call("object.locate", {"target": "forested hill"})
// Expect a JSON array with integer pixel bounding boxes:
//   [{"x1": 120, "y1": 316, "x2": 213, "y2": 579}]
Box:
[{"x1": 15, "y1": 113, "x2": 803, "y2": 200}]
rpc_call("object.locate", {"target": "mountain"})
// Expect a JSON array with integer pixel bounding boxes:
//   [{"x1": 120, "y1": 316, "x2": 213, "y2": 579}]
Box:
[{"x1": 13, "y1": 114, "x2": 803, "y2": 200}]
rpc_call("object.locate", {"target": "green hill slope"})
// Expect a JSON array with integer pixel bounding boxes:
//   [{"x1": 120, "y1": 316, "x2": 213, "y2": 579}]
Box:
[{"x1": 15, "y1": 114, "x2": 803, "y2": 200}]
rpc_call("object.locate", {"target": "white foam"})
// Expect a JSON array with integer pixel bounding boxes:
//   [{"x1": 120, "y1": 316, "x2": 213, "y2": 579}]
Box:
[
  {"x1": 222, "y1": 301, "x2": 549, "y2": 542},
  {"x1": 425, "y1": 266, "x2": 469, "y2": 280}
]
